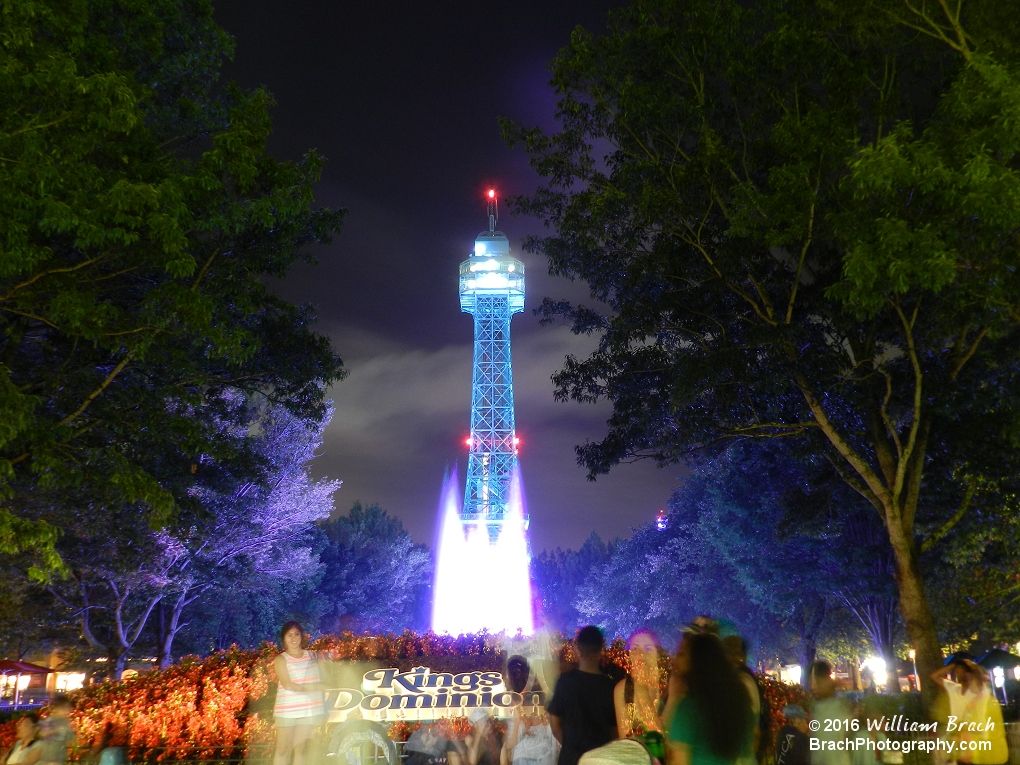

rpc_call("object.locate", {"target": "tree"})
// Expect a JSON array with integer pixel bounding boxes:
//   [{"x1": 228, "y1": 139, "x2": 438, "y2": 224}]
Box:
[
  {"x1": 152, "y1": 397, "x2": 339, "y2": 666},
  {"x1": 531, "y1": 533, "x2": 613, "y2": 633},
  {"x1": 672, "y1": 443, "x2": 901, "y2": 673},
  {"x1": 0, "y1": 0, "x2": 344, "y2": 564},
  {"x1": 40, "y1": 395, "x2": 337, "y2": 677},
  {"x1": 504, "y1": 0, "x2": 1020, "y2": 695},
  {"x1": 315, "y1": 503, "x2": 432, "y2": 634}
]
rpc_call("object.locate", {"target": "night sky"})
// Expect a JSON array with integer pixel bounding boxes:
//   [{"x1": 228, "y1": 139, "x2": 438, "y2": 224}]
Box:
[{"x1": 212, "y1": 0, "x2": 683, "y2": 552}]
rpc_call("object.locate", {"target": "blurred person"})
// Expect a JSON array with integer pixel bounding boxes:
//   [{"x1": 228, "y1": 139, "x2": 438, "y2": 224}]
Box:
[
  {"x1": 930, "y1": 660, "x2": 1007, "y2": 765},
  {"x1": 548, "y1": 626, "x2": 618, "y2": 765},
  {"x1": 808, "y1": 662, "x2": 851, "y2": 765},
  {"x1": 849, "y1": 705, "x2": 891, "y2": 765},
  {"x1": 273, "y1": 621, "x2": 325, "y2": 765},
  {"x1": 36, "y1": 696, "x2": 75, "y2": 765},
  {"x1": 721, "y1": 636, "x2": 763, "y2": 764},
  {"x1": 614, "y1": 629, "x2": 666, "y2": 738},
  {"x1": 661, "y1": 620, "x2": 715, "y2": 731},
  {"x1": 468, "y1": 710, "x2": 503, "y2": 765},
  {"x1": 88, "y1": 721, "x2": 125, "y2": 765},
  {"x1": 530, "y1": 629, "x2": 563, "y2": 707},
  {"x1": 665, "y1": 632, "x2": 753, "y2": 765},
  {"x1": 5, "y1": 713, "x2": 40, "y2": 765},
  {"x1": 406, "y1": 724, "x2": 464, "y2": 765},
  {"x1": 775, "y1": 706, "x2": 809, "y2": 765},
  {"x1": 503, "y1": 655, "x2": 558, "y2": 765}
]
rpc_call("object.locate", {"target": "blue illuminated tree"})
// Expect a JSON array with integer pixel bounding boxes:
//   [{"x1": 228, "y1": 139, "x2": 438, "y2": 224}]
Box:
[{"x1": 315, "y1": 503, "x2": 432, "y2": 634}]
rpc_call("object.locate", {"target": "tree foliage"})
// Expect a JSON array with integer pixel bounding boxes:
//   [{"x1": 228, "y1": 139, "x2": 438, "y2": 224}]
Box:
[
  {"x1": 532, "y1": 533, "x2": 614, "y2": 634},
  {"x1": 315, "y1": 503, "x2": 432, "y2": 635},
  {"x1": 0, "y1": 0, "x2": 344, "y2": 564},
  {"x1": 37, "y1": 396, "x2": 337, "y2": 677},
  {"x1": 504, "y1": 0, "x2": 1020, "y2": 691}
]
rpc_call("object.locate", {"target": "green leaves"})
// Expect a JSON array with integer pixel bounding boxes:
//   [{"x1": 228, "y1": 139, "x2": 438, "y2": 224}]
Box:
[
  {"x1": 509, "y1": 0, "x2": 1020, "y2": 681},
  {"x1": 834, "y1": 55, "x2": 1020, "y2": 317},
  {"x1": 0, "y1": 0, "x2": 345, "y2": 569}
]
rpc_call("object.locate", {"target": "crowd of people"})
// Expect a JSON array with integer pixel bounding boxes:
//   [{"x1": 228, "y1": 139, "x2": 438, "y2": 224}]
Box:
[
  {"x1": 267, "y1": 618, "x2": 1010, "y2": 765},
  {"x1": 1, "y1": 619, "x2": 1010, "y2": 765}
]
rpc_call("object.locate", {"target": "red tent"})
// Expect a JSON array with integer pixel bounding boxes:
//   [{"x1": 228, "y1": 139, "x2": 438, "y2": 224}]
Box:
[
  {"x1": 0, "y1": 659, "x2": 53, "y2": 709},
  {"x1": 0, "y1": 660, "x2": 53, "y2": 675}
]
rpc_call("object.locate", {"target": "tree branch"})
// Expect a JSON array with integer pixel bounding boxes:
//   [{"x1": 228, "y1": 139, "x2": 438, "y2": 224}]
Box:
[
  {"x1": 57, "y1": 349, "x2": 137, "y2": 427},
  {"x1": 920, "y1": 476, "x2": 978, "y2": 553}
]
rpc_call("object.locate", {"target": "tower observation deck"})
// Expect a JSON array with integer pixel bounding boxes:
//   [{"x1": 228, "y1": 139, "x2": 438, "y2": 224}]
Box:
[{"x1": 459, "y1": 191, "x2": 524, "y2": 541}]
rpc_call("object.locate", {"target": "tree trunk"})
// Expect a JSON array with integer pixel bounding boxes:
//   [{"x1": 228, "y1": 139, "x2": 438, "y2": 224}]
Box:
[
  {"x1": 110, "y1": 648, "x2": 127, "y2": 680},
  {"x1": 157, "y1": 589, "x2": 193, "y2": 669},
  {"x1": 887, "y1": 525, "x2": 942, "y2": 709},
  {"x1": 797, "y1": 596, "x2": 826, "y2": 688},
  {"x1": 799, "y1": 641, "x2": 817, "y2": 687}
]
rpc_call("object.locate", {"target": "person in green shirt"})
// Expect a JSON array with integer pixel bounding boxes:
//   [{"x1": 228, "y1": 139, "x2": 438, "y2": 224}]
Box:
[{"x1": 666, "y1": 633, "x2": 753, "y2": 765}]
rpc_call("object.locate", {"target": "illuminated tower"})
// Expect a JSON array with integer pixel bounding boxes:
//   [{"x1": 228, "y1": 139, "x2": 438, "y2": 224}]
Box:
[
  {"x1": 459, "y1": 190, "x2": 525, "y2": 541},
  {"x1": 432, "y1": 189, "x2": 533, "y2": 635}
]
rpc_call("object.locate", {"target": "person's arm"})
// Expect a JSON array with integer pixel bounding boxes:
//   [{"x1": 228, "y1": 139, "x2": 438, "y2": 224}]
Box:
[
  {"x1": 274, "y1": 653, "x2": 322, "y2": 692},
  {"x1": 930, "y1": 663, "x2": 955, "y2": 688},
  {"x1": 549, "y1": 715, "x2": 563, "y2": 745},
  {"x1": 614, "y1": 680, "x2": 628, "y2": 740},
  {"x1": 275, "y1": 653, "x2": 298, "y2": 692},
  {"x1": 467, "y1": 722, "x2": 492, "y2": 765},
  {"x1": 503, "y1": 713, "x2": 523, "y2": 752}
]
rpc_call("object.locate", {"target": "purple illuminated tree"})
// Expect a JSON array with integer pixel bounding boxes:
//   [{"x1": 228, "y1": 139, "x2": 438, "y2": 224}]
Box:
[{"x1": 45, "y1": 395, "x2": 338, "y2": 676}]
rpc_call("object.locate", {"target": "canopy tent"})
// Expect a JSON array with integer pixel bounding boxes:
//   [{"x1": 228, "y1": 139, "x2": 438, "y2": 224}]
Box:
[
  {"x1": 0, "y1": 659, "x2": 54, "y2": 709},
  {"x1": 976, "y1": 649, "x2": 1020, "y2": 670}
]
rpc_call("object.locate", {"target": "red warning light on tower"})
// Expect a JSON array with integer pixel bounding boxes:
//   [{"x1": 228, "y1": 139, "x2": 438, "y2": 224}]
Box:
[
  {"x1": 465, "y1": 437, "x2": 473, "y2": 447},
  {"x1": 487, "y1": 189, "x2": 496, "y2": 199}
]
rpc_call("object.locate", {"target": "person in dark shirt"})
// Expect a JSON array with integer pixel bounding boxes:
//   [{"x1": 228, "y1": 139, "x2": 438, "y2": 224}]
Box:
[
  {"x1": 775, "y1": 705, "x2": 810, "y2": 765},
  {"x1": 547, "y1": 626, "x2": 618, "y2": 765}
]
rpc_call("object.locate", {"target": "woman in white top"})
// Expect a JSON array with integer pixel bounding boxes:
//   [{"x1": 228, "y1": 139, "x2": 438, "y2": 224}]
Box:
[
  {"x1": 273, "y1": 622, "x2": 325, "y2": 765},
  {"x1": 5, "y1": 714, "x2": 40, "y2": 765},
  {"x1": 930, "y1": 659, "x2": 1008, "y2": 765}
]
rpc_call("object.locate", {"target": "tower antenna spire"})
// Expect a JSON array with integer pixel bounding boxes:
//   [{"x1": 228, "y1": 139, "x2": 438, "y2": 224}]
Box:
[{"x1": 487, "y1": 188, "x2": 497, "y2": 233}]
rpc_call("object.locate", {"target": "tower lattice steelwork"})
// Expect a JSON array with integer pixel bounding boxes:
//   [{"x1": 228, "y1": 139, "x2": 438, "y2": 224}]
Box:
[{"x1": 459, "y1": 192, "x2": 525, "y2": 541}]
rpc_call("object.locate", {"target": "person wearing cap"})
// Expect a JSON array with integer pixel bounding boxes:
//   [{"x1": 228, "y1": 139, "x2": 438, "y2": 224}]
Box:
[
  {"x1": 775, "y1": 705, "x2": 809, "y2": 765},
  {"x1": 467, "y1": 709, "x2": 502, "y2": 765}
]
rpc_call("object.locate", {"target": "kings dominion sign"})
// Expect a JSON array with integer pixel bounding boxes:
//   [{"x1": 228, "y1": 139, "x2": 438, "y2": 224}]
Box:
[{"x1": 325, "y1": 666, "x2": 547, "y2": 724}]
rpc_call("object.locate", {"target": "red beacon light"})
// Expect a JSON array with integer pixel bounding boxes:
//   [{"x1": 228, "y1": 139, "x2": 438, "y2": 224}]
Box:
[
  {"x1": 487, "y1": 189, "x2": 496, "y2": 199},
  {"x1": 512, "y1": 437, "x2": 520, "y2": 445},
  {"x1": 465, "y1": 437, "x2": 473, "y2": 447}
]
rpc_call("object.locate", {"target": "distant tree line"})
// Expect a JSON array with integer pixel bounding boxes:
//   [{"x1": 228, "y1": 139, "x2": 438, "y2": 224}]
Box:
[{"x1": 532, "y1": 440, "x2": 1020, "y2": 671}]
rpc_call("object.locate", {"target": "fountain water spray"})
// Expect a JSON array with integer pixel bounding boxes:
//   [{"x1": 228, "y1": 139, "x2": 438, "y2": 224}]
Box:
[{"x1": 431, "y1": 465, "x2": 533, "y2": 635}]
